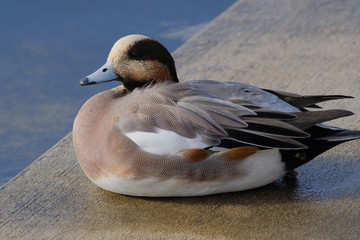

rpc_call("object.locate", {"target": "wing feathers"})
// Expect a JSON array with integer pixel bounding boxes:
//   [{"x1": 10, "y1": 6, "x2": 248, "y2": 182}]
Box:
[
  {"x1": 117, "y1": 83, "x2": 355, "y2": 151},
  {"x1": 222, "y1": 130, "x2": 307, "y2": 149},
  {"x1": 288, "y1": 110, "x2": 354, "y2": 129},
  {"x1": 207, "y1": 110, "x2": 248, "y2": 128},
  {"x1": 241, "y1": 117, "x2": 310, "y2": 138},
  {"x1": 178, "y1": 101, "x2": 227, "y2": 136},
  {"x1": 263, "y1": 89, "x2": 353, "y2": 109}
]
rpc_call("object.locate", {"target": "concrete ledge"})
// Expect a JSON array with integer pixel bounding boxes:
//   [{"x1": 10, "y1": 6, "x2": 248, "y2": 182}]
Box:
[{"x1": 1, "y1": 0, "x2": 360, "y2": 239}]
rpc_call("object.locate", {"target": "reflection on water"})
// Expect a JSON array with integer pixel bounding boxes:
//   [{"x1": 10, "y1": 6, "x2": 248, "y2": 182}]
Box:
[{"x1": 0, "y1": 0, "x2": 234, "y2": 185}]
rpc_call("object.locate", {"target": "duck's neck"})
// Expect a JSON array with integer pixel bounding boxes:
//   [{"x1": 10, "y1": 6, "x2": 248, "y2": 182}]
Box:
[
  {"x1": 168, "y1": 62, "x2": 179, "y2": 83},
  {"x1": 122, "y1": 69, "x2": 179, "y2": 92}
]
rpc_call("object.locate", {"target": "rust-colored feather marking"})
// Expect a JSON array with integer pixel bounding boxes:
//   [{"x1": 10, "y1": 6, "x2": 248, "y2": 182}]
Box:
[
  {"x1": 179, "y1": 148, "x2": 211, "y2": 162},
  {"x1": 218, "y1": 146, "x2": 258, "y2": 161}
]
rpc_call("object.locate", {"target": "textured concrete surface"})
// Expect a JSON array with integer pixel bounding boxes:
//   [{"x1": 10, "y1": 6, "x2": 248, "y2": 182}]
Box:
[{"x1": 1, "y1": 0, "x2": 360, "y2": 239}]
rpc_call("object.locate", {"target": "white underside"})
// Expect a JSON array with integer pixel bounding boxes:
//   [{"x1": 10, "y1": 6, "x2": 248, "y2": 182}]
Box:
[{"x1": 93, "y1": 149, "x2": 286, "y2": 197}]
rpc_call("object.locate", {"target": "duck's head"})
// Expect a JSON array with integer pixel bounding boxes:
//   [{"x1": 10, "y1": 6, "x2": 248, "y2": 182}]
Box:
[{"x1": 80, "y1": 34, "x2": 179, "y2": 91}]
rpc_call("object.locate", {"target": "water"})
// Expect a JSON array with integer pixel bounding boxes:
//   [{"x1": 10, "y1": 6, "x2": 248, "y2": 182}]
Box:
[{"x1": 0, "y1": 0, "x2": 235, "y2": 185}]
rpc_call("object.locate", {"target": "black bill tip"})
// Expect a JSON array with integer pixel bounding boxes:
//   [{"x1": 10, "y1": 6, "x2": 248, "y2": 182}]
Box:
[{"x1": 80, "y1": 77, "x2": 96, "y2": 86}]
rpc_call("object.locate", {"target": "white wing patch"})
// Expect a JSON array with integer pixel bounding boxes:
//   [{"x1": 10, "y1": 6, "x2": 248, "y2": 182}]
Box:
[{"x1": 125, "y1": 128, "x2": 210, "y2": 155}]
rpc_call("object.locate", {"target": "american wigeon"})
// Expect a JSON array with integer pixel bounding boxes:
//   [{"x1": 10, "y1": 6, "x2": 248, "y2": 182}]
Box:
[{"x1": 73, "y1": 35, "x2": 360, "y2": 197}]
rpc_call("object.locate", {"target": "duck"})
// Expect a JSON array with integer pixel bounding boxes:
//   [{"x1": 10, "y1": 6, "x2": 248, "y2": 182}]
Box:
[{"x1": 73, "y1": 34, "x2": 360, "y2": 197}]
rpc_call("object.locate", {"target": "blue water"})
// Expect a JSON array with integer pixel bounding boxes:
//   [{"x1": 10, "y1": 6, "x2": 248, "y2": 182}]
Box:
[{"x1": 0, "y1": 0, "x2": 234, "y2": 185}]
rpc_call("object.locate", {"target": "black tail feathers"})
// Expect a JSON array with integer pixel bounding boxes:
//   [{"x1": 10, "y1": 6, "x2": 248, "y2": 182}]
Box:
[{"x1": 281, "y1": 124, "x2": 360, "y2": 170}]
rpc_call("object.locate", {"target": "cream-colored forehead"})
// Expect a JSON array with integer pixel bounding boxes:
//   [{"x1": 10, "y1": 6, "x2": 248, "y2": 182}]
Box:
[{"x1": 107, "y1": 34, "x2": 150, "y2": 62}]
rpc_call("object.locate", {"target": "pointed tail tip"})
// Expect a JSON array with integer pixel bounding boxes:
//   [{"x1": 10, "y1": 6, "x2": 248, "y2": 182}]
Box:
[
  {"x1": 337, "y1": 95, "x2": 354, "y2": 99},
  {"x1": 317, "y1": 129, "x2": 360, "y2": 142},
  {"x1": 332, "y1": 109, "x2": 355, "y2": 118},
  {"x1": 323, "y1": 95, "x2": 354, "y2": 99}
]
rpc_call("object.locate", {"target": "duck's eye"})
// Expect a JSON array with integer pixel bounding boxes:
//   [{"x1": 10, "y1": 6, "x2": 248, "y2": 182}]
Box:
[
  {"x1": 130, "y1": 50, "x2": 144, "y2": 59},
  {"x1": 102, "y1": 68, "x2": 108, "y2": 72}
]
